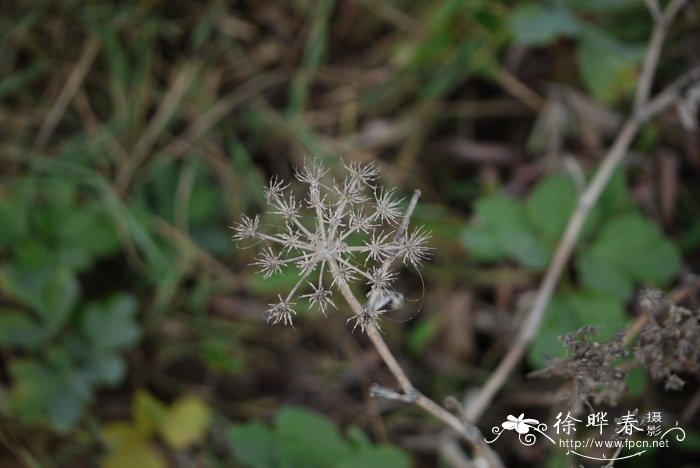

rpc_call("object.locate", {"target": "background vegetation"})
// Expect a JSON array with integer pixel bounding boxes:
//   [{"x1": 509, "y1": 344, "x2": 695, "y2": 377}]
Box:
[{"x1": 1, "y1": 1, "x2": 698, "y2": 466}]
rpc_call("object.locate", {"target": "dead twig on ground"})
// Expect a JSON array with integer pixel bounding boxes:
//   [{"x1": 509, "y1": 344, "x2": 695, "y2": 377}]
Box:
[{"x1": 466, "y1": 0, "x2": 694, "y2": 423}]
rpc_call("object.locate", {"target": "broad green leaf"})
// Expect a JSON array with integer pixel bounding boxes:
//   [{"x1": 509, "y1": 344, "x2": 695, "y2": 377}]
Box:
[
  {"x1": 461, "y1": 224, "x2": 506, "y2": 261},
  {"x1": 0, "y1": 310, "x2": 46, "y2": 348},
  {"x1": 345, "y1": 427, "x2": 371, "y2": 450},
  {"x1": 82, "y1": 294, "x2": 141, "y2": 350},
  {"x1": 8, "y1": 358, "x2": 92, "y2": 431},
  {"x1": 526, "y1": 175, "x2": 577, "y2": 242},
  {"x1": 159, "y1": 396, "x2": 212, "y2": 450},
  {"x1": 586, "y1": 213, "x2": 681, "y2": 285},
  {"x1": 275, "y1": 406, "x2": 351, "y2": 467},
  {"x1": 577, "y1": 30, "x2": 644, "y2": 103},
  {"x1": 576, "y1": 253, "x2": 634, "y2": 300},
  {"x1": 228, "y1": 406, "x2": 411, "y2": 468},
  {"x1": 337, "y1": 446, "x2": 411, "y2": 468},
  {"x1": 87, "y1": 352, "x2": 126, "y2": 386},
  {"x1": 473, "y1": 194, "x2": 549, "y2": 268},
  {"x1": 597, "y1": 169, "x2": 628, "y2": 216},
  {"x1": 0, "y1": 265, "x2": 79, "y2": 334},
  {"x1": 509, "y1": 3, "x2": 582, "y2": 45},
  {"x1": 529, "y1": 291, "x2": 627, "y2": 368},
  {"x1": 0, "y1": 195, "x2": 28, "y2": 244},
  {"x1": 229, "y1": 422, "x2": 279, "y2": 468}
]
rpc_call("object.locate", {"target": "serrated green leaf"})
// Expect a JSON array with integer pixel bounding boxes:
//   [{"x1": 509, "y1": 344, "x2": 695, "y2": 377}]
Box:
[
  {"x1": 597, "y1": 169, "x2": 628, "y2": 216},
  {"x1": 526, "y1": 175, "x2": 577, "y2": 242},
  {"x1": 576, "y1": 253, "x2": 634, "y2": 300},
  {"x1": 461, "y1": 224, "x2": 506, "y2": 261},
  {"x1": 275, "y1": 406, "x2": 351, "y2": 467},
  {"x1": 82, "y1": 293, "x2": 141, "y2": 350},
  {"x1": 345, "y1": 427, "x2": 371, "y2": 450},
  {"x1": 8, "y1": 358, "x2": 92, "y2": 431},
  {"x1": 87, "y1": 352, "x2": 126, "y2": 386},
  {"x1": 577, "y1": 29, "x2": 644, "y2": 103},
  {"x1": 473, "y1": 194, "x2": 549, "y2": 268},
  {"x1": 0, "y1": 266, "x2": 79, "y2": 334},
  {"x1": 337, "y1": 446, "x2": 411, "y2": 468},
  {"x1": 0, "y1": 310, "x2": 46, "y2": 348},
  {"x1": 529, "y1": 291, "x2": 628, "y2": 368},
  {"x1": 587, "y1": 213, "x2": 681, "y2": 285},
  {"x1": 229, "y1": 422, "x2": 279, "y2": 468},
  {"x1": 0, "y1": 195, "x2": 28, "y2": 244},
  {"x1": 509, "y1": 3, "x2": 582, "y2": 45}
]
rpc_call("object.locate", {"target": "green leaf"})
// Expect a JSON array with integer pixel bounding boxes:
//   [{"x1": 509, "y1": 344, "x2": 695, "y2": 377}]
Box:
[
  {"x1": 577, "y1": 29, "x2": 644, "y2": 103},
  {"x1": 460, "y1": 224, "x2": 506, "y2": 261},
  {"x1": 597, "y1": 169, "x2": 629, "y2": 216},
  {"x1": 0, "y1": 265, "x2": 79, "y2": 334},
  {"x1": 337, "y1": 446, "x2": 411, "y2": 468},
  {"x1": 87, "y1": 352, "x2": 126, "y2": 386},
  {"x1": 228, "y1": 406, "x2": 412, "y2": 468},
  {"x1": 576, "y1": 253, "x2": 634, "y2": 300},
  {"x1": 509, "y1": 3, "x2": 582, "y2": 45},
  {"x1": 82, "y1": 293, "x2": 141, "y2": 350},
  {"x1": 8, "y1": 358, "x2": 92, "y2": 431},
  {"x1": 0, "y1": 194, "x2": 29, "y2": 244},
  {"x1": 229, "y1": 422, "x2": 279, "y2": 468},
  {"x1": 275, "y1": 406, "x2": 352, "y2": 467},
  {"x1": 586, "y1": 213, "x2": 681, "y2": 285},
  {"x1": 472, "y1": 194, "x2": 549, "y2": 268},
  {"x1": 529, "y1": 291, "x2": 628, "y2": 368},
  {"x1": 158, "y1": 396, "x2": 212, "y2": 450},
  {"x1": 0, "y1": 309, "x2": 46, "y2": 348},
  {"x1": 526, "y1": 175, "x2": 577, "y2": 242}
]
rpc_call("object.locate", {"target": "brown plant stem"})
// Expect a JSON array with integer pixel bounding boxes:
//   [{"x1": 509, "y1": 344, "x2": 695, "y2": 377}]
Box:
[
  {"x1": 331, "y1": 272, "x2": 503, "y2": 467},
  {"x1": 329, "y1": 189, "x2": 504, "y2": 467},
  {"x1": 466, "y1": 0, "x2": 693, "y2": 423}
]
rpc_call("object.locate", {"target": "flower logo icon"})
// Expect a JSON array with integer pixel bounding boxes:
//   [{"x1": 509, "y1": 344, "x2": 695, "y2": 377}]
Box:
[{"x1": 502, "y1": 414, "x2": 540, "y2": 434}]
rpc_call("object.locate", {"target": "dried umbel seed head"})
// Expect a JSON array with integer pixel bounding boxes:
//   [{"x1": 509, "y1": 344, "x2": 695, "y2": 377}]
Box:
[
  {"x1": 232, "y1": 159, "x2": 431, "y2": 329},
  {"x1": 635, "y1": 289, "x2": 700, "y2": 391},
  {"x1": 530, "y1": 326, "x2": 629, "y2": 407}
]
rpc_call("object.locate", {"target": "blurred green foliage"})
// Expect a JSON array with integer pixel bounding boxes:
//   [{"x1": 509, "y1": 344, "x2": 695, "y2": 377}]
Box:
[
  {"x1": 0, "y1": 178, "x2": 141, "y2": 430},
  {"x1": 0, "y1": 0, "x2": 695, "y2": 466},
  {"x1": 229, "y1": 406, "x2": 410, "y2": 468},
  {"x1": 461, "y1": 171, "x2": 681, "y2": 367},
  {"x1": 509, "y1": 0, "x2": 646, "y2": 103}
]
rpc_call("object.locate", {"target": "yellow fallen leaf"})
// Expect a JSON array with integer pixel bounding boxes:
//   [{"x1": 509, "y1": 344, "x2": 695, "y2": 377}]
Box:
[
  {"x1": 102, "y1": 440, "x2": 165, "y2": 468},
  {"x1": 158, "y1": 395, "x2": 212, "y2": 450}
]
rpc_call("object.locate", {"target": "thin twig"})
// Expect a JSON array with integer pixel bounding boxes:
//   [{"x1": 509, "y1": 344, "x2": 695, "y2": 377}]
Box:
[
  {"x1": 329, "y1": 192, "x2": 505, "y2": 467},
  {"x1": 466, "y1": 1, "x2": 695, "y2": 423},
  {"x1": 634, "y1": 0, "x2": 687, "y2": 111}
]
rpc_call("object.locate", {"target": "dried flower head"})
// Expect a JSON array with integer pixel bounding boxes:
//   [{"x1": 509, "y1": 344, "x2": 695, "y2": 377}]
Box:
[
  {"x1": 635, "y1": 289, "x2": 700, "y2": 391},
  {"x1": 530, "y1": 326, "x2": 628, "y2": 407},
  {"x1": 233, "y1": 159, "x2": 431, "y2": 329}
]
